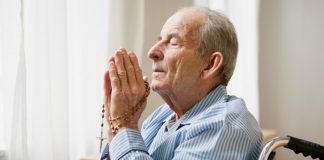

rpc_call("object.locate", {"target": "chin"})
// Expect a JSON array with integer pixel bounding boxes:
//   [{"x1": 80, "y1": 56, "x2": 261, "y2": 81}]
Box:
[
  {"x1": 151, "y1": 81, "x2": 160, "y2": 91},
  {"x1": 151, "y1": 80, "x2": 166, "y2": 92}
]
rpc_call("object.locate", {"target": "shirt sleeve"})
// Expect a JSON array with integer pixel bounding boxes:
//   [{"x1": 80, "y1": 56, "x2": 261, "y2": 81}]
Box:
[
  {"x1": 109, "y1": 128, "x2": 153, "y2": 160},
  {"x1": 172, "y1": 123, "x2": 262, "y2": 160},
  {"x1": 100, "y1": 144, "x2": 110, "y2": 160}
]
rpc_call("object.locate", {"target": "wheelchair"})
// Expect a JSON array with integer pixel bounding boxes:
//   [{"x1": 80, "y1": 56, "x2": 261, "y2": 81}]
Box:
[{"x1": 258, "y1": 135, "x2": 324, "y2": 160}]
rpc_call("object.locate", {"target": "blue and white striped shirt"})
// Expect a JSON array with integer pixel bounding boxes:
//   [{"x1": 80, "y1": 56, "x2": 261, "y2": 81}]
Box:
[{"x1": 101, "y1": 85, "x2": 263, "y2": 160}]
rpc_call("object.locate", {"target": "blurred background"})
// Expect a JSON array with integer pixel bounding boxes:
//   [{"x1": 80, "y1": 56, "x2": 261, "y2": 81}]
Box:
[{"x1": 0, "y1": 0, "x2": 323, "y2": 159}]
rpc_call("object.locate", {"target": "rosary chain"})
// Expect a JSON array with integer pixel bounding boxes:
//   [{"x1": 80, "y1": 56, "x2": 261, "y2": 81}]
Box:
[{"x1": 108, "y1": 81, "x2": 150, "y2": 134}]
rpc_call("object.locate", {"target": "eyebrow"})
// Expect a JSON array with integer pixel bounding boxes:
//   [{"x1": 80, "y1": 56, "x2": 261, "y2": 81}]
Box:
[{"x1": 157, "y1": 33, "x2": 183, "y2": 42}]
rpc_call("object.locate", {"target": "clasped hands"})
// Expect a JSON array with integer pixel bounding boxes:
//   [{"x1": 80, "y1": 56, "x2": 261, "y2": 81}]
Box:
[{"x1": 104, "y1": 48, "x2": 150, "y2": 143}]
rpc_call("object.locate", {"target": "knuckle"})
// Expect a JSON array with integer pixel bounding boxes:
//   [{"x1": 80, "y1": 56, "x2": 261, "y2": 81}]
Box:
[
  {"x1": 109, "y1": 70, "x2": 117, "y2": 75},
  {"x1": 127, "y1": 69, "x2": 134, "y2": 74},
  {"x1": 130, "y1": 92, "x2": 137, "y2": 98},
  {"x1": 111, "y1": 77, "x2": 119, "y2": 82},
  {"x1": 126, "y1": 65, "x2": 134, "y2": 70},
  {"x1": 112, "y1": 90, "x2": 122, "y2": 96},
  {"x1": 131, "y1": 86, "x2": 138, "y2": 92},
  {"x1": 115, "y1": 61, "x2": 122, "y2": 66},
  {"x1": 123, "y1": 89, "x2": 131, "y2": 97}
]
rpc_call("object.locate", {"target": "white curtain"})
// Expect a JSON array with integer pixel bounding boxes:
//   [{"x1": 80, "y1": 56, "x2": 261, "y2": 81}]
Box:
[
  {"x1": 195, "y1": 0, "x2": 260, "y2": 120},
  {"x1": 0, "y1": 0, "x2": 116, "y2": 159}
]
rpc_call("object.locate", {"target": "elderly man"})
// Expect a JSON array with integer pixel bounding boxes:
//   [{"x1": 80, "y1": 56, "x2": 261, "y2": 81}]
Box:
[{"x1": 101, "y1": 6, "x2": 262, "y2": 160}]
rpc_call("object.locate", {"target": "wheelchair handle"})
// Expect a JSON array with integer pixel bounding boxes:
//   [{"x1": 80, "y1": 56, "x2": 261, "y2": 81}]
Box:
[{"x1": 285, "y1": 135, "x2": 324, "y2": 159}]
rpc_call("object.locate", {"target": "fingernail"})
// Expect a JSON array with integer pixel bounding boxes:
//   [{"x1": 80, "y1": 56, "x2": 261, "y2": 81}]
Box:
[
  {"x1": 119, "y1": 48, "x2": 126, "y2": 53},
  {"x1": 108, "y1": 56, "x2": 114, "y2": 62},
  {"x1": 119, "y1": 50, "x2": 125, "y2": 55},
  {"x1": 129, "y1": 52, "x2": 136, "y2": 57}
]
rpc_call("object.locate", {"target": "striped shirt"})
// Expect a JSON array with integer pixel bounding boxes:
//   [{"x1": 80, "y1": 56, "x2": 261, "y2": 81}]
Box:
[{"x1": 101, "y1": 85, "x2": 263, "y2": 160}]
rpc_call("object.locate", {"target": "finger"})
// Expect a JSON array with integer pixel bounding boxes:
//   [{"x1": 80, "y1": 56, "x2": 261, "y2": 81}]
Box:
[
  {"x1": 123, "y1": 51, "x2": 137, "y2": 90},
  {"x1": 143, "y1": 76, "x2": 149, "y2": 82},
  {"x1": 108, "y1": 56, "x2": 115, "y2": 64},
  {"x1": 115, "y1": 50, "x2": 130, "y2": 93},
  {"x1": 109, "y1": 61, "x2": 121, "y2": 93},
  {"x1": 107, "y1": 56, "x2": 115, "y2": 97},
  {"x1": 129, "y1": 52, "x2": 144, "y2": 86},
  {"x1": 104, "y1": 72, "x2": 111, "y2": 115},
  {"x1": 104, "y1": 70, "x2": 111, "y2": 97}
]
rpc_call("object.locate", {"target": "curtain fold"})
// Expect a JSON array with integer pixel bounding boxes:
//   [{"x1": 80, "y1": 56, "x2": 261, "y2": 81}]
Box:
[
  {"x1": 0, "y1": 0, "x2": 26, "y2": 159},
  {"x1": 1, "y1": 0, "x2": 111, "y2": 159},
  {"x1": 10, "y1": 8, "x2": 28, "y2": 157}
]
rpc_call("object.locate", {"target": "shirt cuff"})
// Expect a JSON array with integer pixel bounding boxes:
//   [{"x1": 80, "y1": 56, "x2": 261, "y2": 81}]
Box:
[{"x1": 109, "y1": 128, "x2": 148, "y2": 160}]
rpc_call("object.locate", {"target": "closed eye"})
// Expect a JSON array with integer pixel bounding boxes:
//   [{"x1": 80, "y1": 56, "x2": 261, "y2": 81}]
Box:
[
  {"x1": 157, "y1": 33, "x2": 184, "y2": 47},
  {"x1": 169, "y1": 38, "x2": 183, "y2": 47}
]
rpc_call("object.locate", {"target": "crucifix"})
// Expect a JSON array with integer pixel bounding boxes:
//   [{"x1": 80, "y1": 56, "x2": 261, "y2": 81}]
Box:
[
  {"x1": 97, "y1": 104, "x2": 107, "y2": 153},
  {"x1": 97, "y1": 129, "x2": 106, "y2": 153}
]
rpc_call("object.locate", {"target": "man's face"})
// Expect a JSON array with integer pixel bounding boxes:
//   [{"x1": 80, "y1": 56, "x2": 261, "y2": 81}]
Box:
[{"x1": 148, "y1": 11, "x2": 207, "y2": 93}]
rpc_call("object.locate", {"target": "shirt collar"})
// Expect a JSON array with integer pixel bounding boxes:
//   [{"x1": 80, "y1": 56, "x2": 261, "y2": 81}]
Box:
[{"x1": 175, "y1": 85, "x2": 228, "y2": 126}]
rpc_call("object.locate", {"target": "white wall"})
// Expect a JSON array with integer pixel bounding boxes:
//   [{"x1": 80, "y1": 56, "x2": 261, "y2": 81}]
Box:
[{"x1": 259, "y1": 0, "x2": 324, "y2": 159}]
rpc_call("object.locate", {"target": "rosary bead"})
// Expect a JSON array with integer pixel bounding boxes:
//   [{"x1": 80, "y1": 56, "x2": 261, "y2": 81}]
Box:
[{"x1": 107, "y1": 81, "x2": 150, "y2": 135}]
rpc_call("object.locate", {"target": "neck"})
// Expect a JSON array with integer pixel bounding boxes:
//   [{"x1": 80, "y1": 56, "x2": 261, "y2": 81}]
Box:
[{"x1": 158, "y1": 82, "x2": 215, "y2": 118}]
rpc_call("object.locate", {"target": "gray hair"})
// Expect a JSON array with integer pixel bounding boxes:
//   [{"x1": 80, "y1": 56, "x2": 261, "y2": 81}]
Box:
[{"x1": 180, "y1": 7, "x2": 238, "y2": 86}]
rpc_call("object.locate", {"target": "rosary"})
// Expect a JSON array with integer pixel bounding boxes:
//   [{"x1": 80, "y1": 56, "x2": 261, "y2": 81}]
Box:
[
  {"x1": 97, "y1": 81, "x2": 150, "y2": 153},
  {"x1": 97, "y1": 104, "x2": 106, "y2": 153}
]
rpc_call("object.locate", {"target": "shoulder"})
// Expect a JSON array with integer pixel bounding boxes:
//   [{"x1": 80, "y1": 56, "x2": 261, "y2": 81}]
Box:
[
  {"x1": 224, "y1": 97, "x2": 262, "y2": 141},
  {"x1": 188, "y1": 97, "x2": 262, "y2": 143},
  {"x1": 223, "y1": 98, "x2": 263, "y2": 158},
  {"x1": 183, "y1": 97, "x2": 262, "y2": 158}
]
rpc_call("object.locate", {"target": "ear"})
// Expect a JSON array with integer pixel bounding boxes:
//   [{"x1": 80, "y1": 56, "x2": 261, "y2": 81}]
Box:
[{"x1": 202, "y1": 52, "x2": 223, "y2": 79}]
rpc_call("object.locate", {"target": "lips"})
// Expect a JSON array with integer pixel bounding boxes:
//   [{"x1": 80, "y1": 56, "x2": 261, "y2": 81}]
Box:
[
  {"x1": 153, "y1": 68, "x2": 164, "y2": 72},
  {"x1": 152, "y1": 68, "x2": 165, "y2": 78}
]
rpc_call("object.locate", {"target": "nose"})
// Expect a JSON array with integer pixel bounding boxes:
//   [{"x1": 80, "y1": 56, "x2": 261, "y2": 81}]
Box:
[{"x1": 148, "y1": 41, "x2": 164, "y2": 61}]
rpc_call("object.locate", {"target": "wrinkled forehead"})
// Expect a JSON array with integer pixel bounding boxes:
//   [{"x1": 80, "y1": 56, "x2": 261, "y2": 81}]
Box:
[{"x1": 160, "y1": 10, "x2": 207, "y2": 39}]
